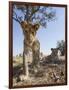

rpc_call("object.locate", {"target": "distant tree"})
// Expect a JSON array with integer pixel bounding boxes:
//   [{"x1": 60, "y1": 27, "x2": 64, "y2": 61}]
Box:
[
  {"x1": 16, "y1": 55, "x2": 18, "y2": 57},
  {"x1": 13, "y1": 3, "x2": 56, "y2": 77},
  {"x1": 19, "y1": 53, "x2": 22, "y2": 57},
  {"x1": 40, "y1": 52, "x2": 43, "y2": 57},
  {"x1": 40, "y1": 52, "x2": 44, "y2": 60},
  {"x1": 56, "y1": 40, "x2": 65, "y2": 56}
]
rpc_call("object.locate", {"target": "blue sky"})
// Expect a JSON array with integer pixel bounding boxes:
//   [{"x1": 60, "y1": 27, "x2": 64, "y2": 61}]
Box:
[{"x1": 13, "y1": 7, "x2": 65, "y2": 56}]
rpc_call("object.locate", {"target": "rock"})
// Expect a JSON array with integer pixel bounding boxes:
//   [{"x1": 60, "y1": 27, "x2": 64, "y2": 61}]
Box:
[{"x1": 51, "y1": 72, "x2": 60, "y2": 82}]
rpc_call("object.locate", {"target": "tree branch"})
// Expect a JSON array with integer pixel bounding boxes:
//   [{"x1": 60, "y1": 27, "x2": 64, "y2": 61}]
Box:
[
  {"x1": 13, "y1": 11, "x2": 21, "y2": 24},
  {"x1": 25, "y1": 6, "x2": 29, "y2": 21},
  {"x1": 29, "y1": 6, "x2": 40, "y2": 21},
  {"x1": 13, "y1": 16, "x2": 21, "y2": 24}
]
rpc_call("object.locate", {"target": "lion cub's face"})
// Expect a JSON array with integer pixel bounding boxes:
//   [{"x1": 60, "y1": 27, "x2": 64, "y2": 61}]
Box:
[
  {"x1": 51, "y1": 48, "x2": 58, "y2": 56},
  {"x1": 21, "y1": 21, "x2": 39, "y2": 43}
]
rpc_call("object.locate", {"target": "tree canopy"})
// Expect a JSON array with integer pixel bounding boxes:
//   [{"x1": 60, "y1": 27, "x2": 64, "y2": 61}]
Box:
[
  {"x1": 56, "y1": 40, "x2": 65, "y2": 56},
  {"x1": 13, "y1": 4, "x2": 56, "y2": 27}
]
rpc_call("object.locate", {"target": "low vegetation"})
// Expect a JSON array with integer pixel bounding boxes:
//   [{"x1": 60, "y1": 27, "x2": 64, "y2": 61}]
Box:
[{"x1": 13, "y1": 55, "x2": 66, "y2": 87}]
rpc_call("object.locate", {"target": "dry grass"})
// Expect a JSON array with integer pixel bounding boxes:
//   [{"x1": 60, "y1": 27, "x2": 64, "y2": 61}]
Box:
[{"x1": 13, "y1": 56, "x2": 66, "y2": 87}]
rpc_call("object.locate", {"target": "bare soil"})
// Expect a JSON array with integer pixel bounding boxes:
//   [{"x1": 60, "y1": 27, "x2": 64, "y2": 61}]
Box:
[{"x1": 13, "y1": 56, "x2": 66, "y2": 87}]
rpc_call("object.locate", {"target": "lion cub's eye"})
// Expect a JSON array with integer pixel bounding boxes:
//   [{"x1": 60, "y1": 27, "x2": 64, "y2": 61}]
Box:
[
  {"x1": 25, "y1": 30, "x2": 28, "y2": 33},
  {"x1": 31, "y1": 31, "x2": 35, "y2": 35}
]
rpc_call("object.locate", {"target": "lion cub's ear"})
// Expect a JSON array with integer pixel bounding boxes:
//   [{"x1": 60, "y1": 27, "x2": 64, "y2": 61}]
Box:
[
  {"x1": 21, "y1": 21, "x2": 27, "y2": 29},
  {"x1": 34, "y1": 24, "x2": 40, "y2": 31}
]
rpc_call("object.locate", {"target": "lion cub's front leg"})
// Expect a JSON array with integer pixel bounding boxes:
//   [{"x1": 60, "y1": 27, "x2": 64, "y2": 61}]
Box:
[{"x1": 32, "y1": 40, "x2": 40, "y2": 73}]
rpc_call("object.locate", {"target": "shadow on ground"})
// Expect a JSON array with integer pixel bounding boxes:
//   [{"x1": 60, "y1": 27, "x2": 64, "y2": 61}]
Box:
[{"x1": 13, "y1": 57, "x2": 66, "y2": 86}]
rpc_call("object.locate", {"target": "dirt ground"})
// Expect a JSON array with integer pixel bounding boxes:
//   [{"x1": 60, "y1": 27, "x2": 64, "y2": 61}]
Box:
[{"x1": 13, "y1": 56, "x2": 66, "y2": 87}]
